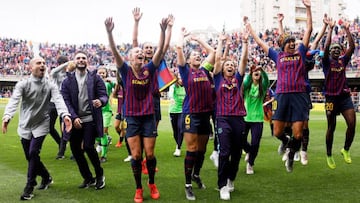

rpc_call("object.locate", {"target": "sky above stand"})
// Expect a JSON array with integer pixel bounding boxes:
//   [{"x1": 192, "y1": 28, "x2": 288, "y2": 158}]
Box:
[{"x1": 0, "y1": 0, "x2": 358, "y2": 45}]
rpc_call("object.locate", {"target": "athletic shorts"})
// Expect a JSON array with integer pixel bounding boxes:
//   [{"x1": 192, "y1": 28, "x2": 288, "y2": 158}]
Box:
[
  {"x1": 325, "y1": 93, "x2": 354, "y2": 116},
  {"x1": 272, "y1": 93, "x2": 309, "y2": 122},
  {"x1": 182, "y1": 112, "x2": 212, "y2": 135},
  {"x1": 125, "y1": 115, "x2": 156, "y2": 138},
  {"x1": 102, "y1": 111, "x2": 113, "y2": 128}
]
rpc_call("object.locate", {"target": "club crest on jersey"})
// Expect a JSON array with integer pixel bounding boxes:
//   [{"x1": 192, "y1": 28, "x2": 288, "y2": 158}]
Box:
[{"x1": 143, "y1": 70, "x2": 149, "y2": 76}]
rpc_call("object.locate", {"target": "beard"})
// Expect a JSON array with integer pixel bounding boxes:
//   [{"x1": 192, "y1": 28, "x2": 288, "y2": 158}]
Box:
[{"x1": 76, "y1": 65, "x2": 87, "y2": 71}]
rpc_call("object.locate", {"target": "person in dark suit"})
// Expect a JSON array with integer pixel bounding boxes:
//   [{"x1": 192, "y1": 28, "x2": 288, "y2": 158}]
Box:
[{"x1": 61, "y1": 51, "x2": 108, "y2": 190}]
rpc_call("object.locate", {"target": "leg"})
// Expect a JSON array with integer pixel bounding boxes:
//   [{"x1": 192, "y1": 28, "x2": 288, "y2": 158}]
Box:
[
  {"x1": 49, "y1": 103, "x2": 61, "y2": 145},
  {"x1": 342, "y1": 108, "x2": 356, "y2": 150},
  {"x1": 127, "y1": 135, "x2": 143, "y2": 189}
]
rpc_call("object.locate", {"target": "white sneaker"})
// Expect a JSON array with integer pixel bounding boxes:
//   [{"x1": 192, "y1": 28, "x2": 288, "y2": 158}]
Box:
[
  {"x1": 282, "y1": 148, "x2": 290, "y2": 162},
  {"x1": 219, "y1": 186, "x2": 230, "y2": 200},
  {"x1": 300, "y1": 151, "x2": 308, "y2": 165},
  {"x1": 294, "y1": 151, "x2": 300, "y2": 161},
  {"x1": 96, "y1": 144, "x2": 102, "y2": 153},
  {"x1": 123, "y1": 155, "x2": 132, "y2": 162},
  {"x1": 173, "y1": 148, "x2": 181, "y2": 157},
  {"x1": 246, "y1": 163, "x2": 254, "y2": 175},
  {"x1": 210, "y1": 151, "x2": 219, "y2": 168},
  {"x1": 244, "y1": 153, "x2": 249, "y2": 162},
  {"x1": 226, "y1": 179, "x2": 234, "y2": 192}
]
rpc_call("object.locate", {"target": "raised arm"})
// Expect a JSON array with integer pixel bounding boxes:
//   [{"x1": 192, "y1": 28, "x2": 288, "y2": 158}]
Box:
[
  {"x1": 176, "y1": 27, "x2": 190, "y2": 66},
  {"x1": 160, "y1": 14, "x2": 174, "y2": 59},
  {"x1": 277, "y1": 13, "x2": 285, "y2": 35},
  {"x1": 213, "y1": 33, "x2": 227, "y2": 75},
  {"x1": 222, "y1": 36, "x2": 231, "y2": 60},
  {"x1": 310, "y1": 13, "x2": 328, "y2": 50},
  {"x1": 132, "y1": 7, "x2": 142, "y2": 48},
  {"x1": 50, "y1": 62, "x2": 69, "y2": 77},
  {"x1": 105, "y1": 17, "x2": 124, "y2": 68},
  {"x1": 245, "y1": 17, "x2": 270, "y2": 55},
  {"x1": 302, "y1": 0, "x2": 313, "y2": 48},
  {"x1": 323, "y1": 18, "x2": 336, "y2": 60},
  {"x1": 343, "y1": 21, "x2": 355, "y2": 58},
  {"x1": 151, "y1": 18, "x2": 168, "y2": 67},
  {"x1": 190, "y1": 35, "x2": 215, "y2": 66},
  {"x1": 239, "y1": 26, "x2": 249, "y2": 76}
]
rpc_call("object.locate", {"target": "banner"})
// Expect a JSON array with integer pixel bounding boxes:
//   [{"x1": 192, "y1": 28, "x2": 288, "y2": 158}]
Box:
[{"x1": 158, "y1": 60, "x2": 176, "y2": 92}]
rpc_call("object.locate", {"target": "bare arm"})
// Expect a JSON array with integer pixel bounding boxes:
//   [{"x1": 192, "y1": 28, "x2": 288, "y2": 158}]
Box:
[
  {"x1": 222, "y1": 36, "x2": 231, "y2": 60},
  {"x1": 160, "y1": 14, "x2": 174, "y2": 59},
  {"x1": 190, "y1": 35, "x2": 215, "y2": 65},
  {"x1": 239, "y1": 27, "x2": 249, "y2": 76},
  {"x1": 323, "y1": 19, "x2": 335, "y2": 60},
  {"x1": 310, "y1": 13, "x2": 328, "y2": 50},
  {"x1": 132, "y1": 7, "x2": 142, "y2": 48},
  {"x1": 105, "y1": 17, "x2": 124, "y2": 68},
  {"x1": 151, "y1": 18, "x2": 168, "y2": 67},
  {"x1": 277, "y1": 13, "x2": 285, "y2": 35},
  {"x1": 343, "y1": 21, "x2": 355, "y2": 58},
  {"x1": 245, "y1": 18, "x2": 269, "y2": 55},
  {"x1": 302, "y1": 0, "x2": 313, "y2": 48},
  {"x1": 176, "y1": 28, "x2": 189, "y2": 66},
  {"x1": 213, "y1": 33, "x2": 227, "y2": 75}
]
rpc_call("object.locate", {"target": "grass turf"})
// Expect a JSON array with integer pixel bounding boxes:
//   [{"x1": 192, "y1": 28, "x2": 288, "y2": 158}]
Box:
[{"x1": 0, "y1": 104, "x2": 359, "y2": 203}]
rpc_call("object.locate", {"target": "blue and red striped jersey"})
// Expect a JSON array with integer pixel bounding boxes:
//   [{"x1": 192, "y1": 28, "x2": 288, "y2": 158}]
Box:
[
  {"x1": 322, "y1": 55, "x2": 351, "y2": 96},
  {"x1": 268, "y1": 44, "x2": 307, "y2": 94},
  {"x1": 178, "y1": 64, "x2": 214, "y2": 113},
  {"x1": 214, "y1": 72, "x2": 246, "y2": 116},
  {"x1": 119, "y1": 62, "x2": 156, "y2": 116}
]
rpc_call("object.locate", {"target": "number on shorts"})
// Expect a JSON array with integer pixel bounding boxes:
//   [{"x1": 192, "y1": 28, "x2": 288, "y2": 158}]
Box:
[
  {"x1": 325, "y1": 102, "x2": 334, "y2": 111},
  {"x1": 272, "y1": 100, "x2": 278, "y2": 111},
  {"x1": 185, "y1": 114, "x2": 191, "y2": 125}
]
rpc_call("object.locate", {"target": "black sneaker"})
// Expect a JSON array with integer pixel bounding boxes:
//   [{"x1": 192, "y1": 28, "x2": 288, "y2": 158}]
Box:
[
  {"x1": 38, "y1": 176, "x2": 53, "y2": 190},
  {"x1": 185, "y1": 186, "x2": 196, "y2": 200},
  {"x1": 278, "y1": 135, "x2": 290, "y2": 155},
  {"x1": 191, "y1": 174, "x2": 206, "y2": 189},
  {"x1": 285, "y1": 159, "x2": 294, "y2": 173},
  {"x1": 95, "y1": 176, "x2": 105, "y2": 190},
  {"x1": 78, "y1": 178, "x2": 96, "y2": 189},
  {"x1": 20, "y1": 186, "x2": 34, "y2": 200}
]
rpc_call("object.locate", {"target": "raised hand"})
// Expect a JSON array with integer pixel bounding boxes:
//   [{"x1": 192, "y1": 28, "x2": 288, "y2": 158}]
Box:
[
  {"x1": 343, "y1": 20, "x2": 350, "y2": 30},
  {"x1": 243, "y1": 27, "x2": 250, "y2": 41},
  {"x1": 181, "y1": 27, "x2": 190, "y2": 38},
  {"x1": 243, "y1": 16, "x2": 249, "y2": 25},
  {"x1": 328, "y1": 18, "x2": 336, "y2": 29},
  {"x1": 302, "y1": 0, "x2": 311, "y2": 7},
  {"x1": 277, "y1": 13, "x2": 284, "y2": 22},
  {"x1": 160, "y1": 17, "x2": 169, "y2": 32},
  {"x1": 132, "y1": 7, "x2": 143, "y2": 22},
  {"x1": 105, "y1": 17, "x2": 115, "y2": 33},
  {"x1": 167, "y1": 14, "x2": 175, "y2": 28},
  {"x1": 323, "y1": 13, "x2": 329, "y2": 25}
]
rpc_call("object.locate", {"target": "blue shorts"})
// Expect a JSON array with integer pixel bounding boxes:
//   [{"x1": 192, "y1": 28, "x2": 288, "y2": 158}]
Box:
[
  {"x1": 125, "y1": 115, "x2": 156, "y2": 138},
  {"x1": 182, "y1": 112, "x2": 212, "y2": 135},
  {"x1": 325, "y1": 93, "x2": 354, "y2": 116},
  {"x1": 272, "y1": 93, "x2": 309, "y2": 122},
  {"x1": 153, "y1": 95, "x2": 161, "y2": 122}
]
